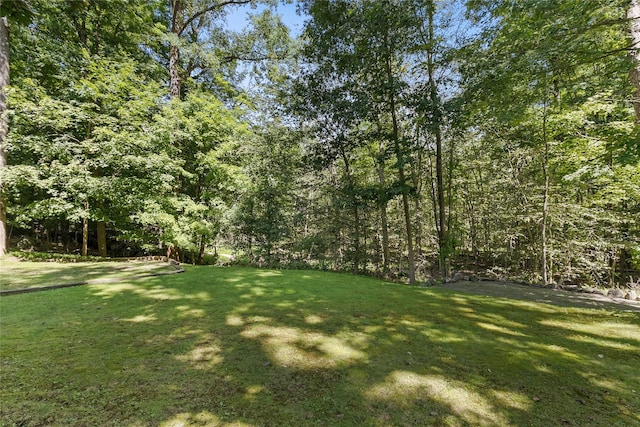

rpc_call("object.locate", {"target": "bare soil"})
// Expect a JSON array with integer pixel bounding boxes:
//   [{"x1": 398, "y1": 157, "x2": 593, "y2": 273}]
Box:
[{"x1": 441, "y1": 280, "x2": 640, "y2": 312}]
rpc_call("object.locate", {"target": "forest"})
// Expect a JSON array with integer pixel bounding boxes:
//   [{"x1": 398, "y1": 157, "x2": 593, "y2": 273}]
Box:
[{"x1": 1, "y1": 0, "x2": 639, "y2": 288}]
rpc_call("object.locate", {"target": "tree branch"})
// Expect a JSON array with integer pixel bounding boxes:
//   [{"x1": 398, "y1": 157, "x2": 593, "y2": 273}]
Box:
[
  {"x1": 222, "y1": 52, "x2": 288, "y2": 64},
  {"x1": 178, "y1": 0, "x2": 253, "y2": 36}
]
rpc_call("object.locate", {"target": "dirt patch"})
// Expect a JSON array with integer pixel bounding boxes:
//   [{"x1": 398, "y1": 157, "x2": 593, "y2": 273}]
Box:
[{"x1": 440, "y1": 280, "x2": 640, "y2": 312}]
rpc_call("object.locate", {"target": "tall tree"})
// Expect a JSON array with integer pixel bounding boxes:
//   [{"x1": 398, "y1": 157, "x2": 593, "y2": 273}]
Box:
[
  {"x1": 415, "y1": 0, "x2": 449, "y2": 277},
  {"x1": 461, "y1": 0, "x2": 639, "y2": 284},
  {"x1": 630, "y1": 0, "x2": 640, "y2": 122},
  {"x1": 0, "y1": 15, "x2": 8, "y2": 256},
  {"x1": 166, "y1": 0, "x2": 289, "y2": 99},
  {"x1": 295, "y1": 0, "x2": 420, "y2": 281},
  {"x1": 0, "y1": 0, "x2": 34, "y2": 256}
]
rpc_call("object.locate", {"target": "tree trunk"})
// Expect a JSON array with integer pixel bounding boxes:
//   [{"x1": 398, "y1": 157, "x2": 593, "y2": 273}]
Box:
[
  {"x1": 169, "y1": 44, "x2": 181, "y2": 99},
  {"x1": 542, "y1": 172, "x2": 550, "y2": 285},
  {"x1": 426, "y1": 6, "x2": 447, "y2": 278},
  {"x1": 376, "y1": 163, "x2": 391, "y2": 276},
  {"x1": 339, "y1": 146, "x2": 360, "y2": 274},
  {"x1": 170, "y1": 0, "x2": 183, "y2": 99},
  {"x1": 97, "y1": 221, "x2": 107, "y2": 257},
  {"x1": 410, "y1": 141, "x2": 425, "y2": 263},
  {"x1": 629, "y1": 0, "x2": 640, "y2": 123},
  {"x1": 82, "y1": 217, "x2": 88, "y2": 256},
  {"x1": 197, "y1": 236, "x2": 205, "y2": 265},
  {"x1": 541, "y1": 98, "x2": 550, "y2": 286},
  {"x1": 384, "y1": 42, "x2": 416, "y2": 284},
  {"x1": 372, "y1": 139, "x2": 391, "y2": 276},
  {"x1": 0, "y1": 17, "x2": 8, "y2": 256}
]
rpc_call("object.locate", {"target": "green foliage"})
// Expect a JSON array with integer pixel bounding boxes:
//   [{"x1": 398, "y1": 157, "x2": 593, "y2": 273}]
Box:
[
  {"x1": 229, "y1": 124, "x2": 302, "y2": 263},
  {"x1": 457, "y1": 0, "x2": 639, "y2": 284},
  {"x1": 3, "y1": 0, "x2": 638, "y2": 281}
]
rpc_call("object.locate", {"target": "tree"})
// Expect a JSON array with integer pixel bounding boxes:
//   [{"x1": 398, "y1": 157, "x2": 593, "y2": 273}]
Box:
[
  {"x1": 0, "y1": 0, "x2": 33, "y2": 256},
  {"x1": 5, "y1": 0, "x2": 172, "y2": 256},
  {"x1": 230, "y1": 124, "x2": 301, "y2": 264},
  {"x1": 0, "y1": 15, "x2": 8, "y2": 256},
  {"x1": 460, "y1": 0, "x2": 639, "y2": 284},
  {"x1": 295, "y1": 0, "x2": 422, "y2": 282},
  {"x1": 630, "y1": 0, "x2": 640, "y2": 122},
  {"x1": 150, "y1": 89, "x2": 247, "y2": 262}
]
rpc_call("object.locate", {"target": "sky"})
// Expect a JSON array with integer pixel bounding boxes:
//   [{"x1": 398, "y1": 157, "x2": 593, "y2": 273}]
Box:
[{"x1": 223, "y1": 1, "x2": 307, "y2": 37}]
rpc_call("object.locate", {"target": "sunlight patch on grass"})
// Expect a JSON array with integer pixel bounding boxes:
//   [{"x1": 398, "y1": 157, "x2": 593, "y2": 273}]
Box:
[
  {"x1": 241, "y1": 324, "x2": 368, "y2": 369},
  {"x1": 160, "y1": 411, "x2": 253, "y2": 427},
  {"x1": 304, "y1": 314, "x2": 325, "y2": 324},
  {"x1": 468, "y1": 313, "x2": 528, "y2": 331},
  {"x1": 567, "y1": 334, "x2": 639, "y2": 351},
  {"x1": 398, "y1": 316, "x2": 430, "y2": 329},
  {"x1": 476, "y1": 322, "x2": 527, "y2": 336},
  {"x1": 422, "y1": 329, "x2": 466, "y2": 343},
  {"x1": 175, "y1": 305, "x2": 206, "y2": 318},
  {"x1": 243, "y1": 287, "x2": 266, "y2": 297},
  {"x1": 89, "y1": 282, "x2": 140, "y2": 296},
  {"x1": 124, "y1": 314, "x2": 157, "y2": 323},
  {"x1": 89, "y1": 283, "x2": 182, "y2": 300},
  {"x1": 589, "y1": 376, "x2": 631, "y2": 392},
  {"x1": 366, "y1": 370, "x2": 513, "y2": 426},
  {"x1": 509, "y1": 300, "x2": 559, "y2": 313},
  {"x1": 244, "y1": 385, "x2": 264, "y2": 396},
  {"x1": 176, "y1": 334, "x2": 223, "y2": 370},
  {"x1": 89, "y1": 282, "x2": 209, "y2": 302},
  {"x1": 544, "y1": 344, "x2": 569, "y2": 352},
  {"x1": 363, "y1": 325, "x2": 383, "y2": 334},
  {"x1": 527, "y1": 343, "x2": 582, "y2": 362},
  {"x1": 489, "y1": 389, "x2": 530, "y2": 410},
  {"x1": 540, "y1": 320, "x2": 640, "y2": 343},
  {"x1": 226, "y1": 314, "x2": 245, "y2": 326},
  {"x1": 256, "y1": 271, "x2": 282, "y2": 278},
  {"x1": 533, "y1": 364, "x2": 553, "y2": 374}
]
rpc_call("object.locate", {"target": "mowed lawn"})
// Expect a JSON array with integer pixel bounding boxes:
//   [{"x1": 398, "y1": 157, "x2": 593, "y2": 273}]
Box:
[
  {"x1": 0, "y1": 258, "x2": 179, "y2": 292},
  {"x1": 1, "y1": 267, "x2": 638, "y2": 427}
]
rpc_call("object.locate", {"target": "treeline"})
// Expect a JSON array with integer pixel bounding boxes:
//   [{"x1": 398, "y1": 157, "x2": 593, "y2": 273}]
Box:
[{"x1": 1, "y1": 0, "x2": 639, "y2": 288}]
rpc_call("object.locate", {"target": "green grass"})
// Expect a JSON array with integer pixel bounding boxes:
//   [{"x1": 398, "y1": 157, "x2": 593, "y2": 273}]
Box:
[
  {"x1": 1, "y1": 266, "x2": 638, "y2": 426},
  {"x1": 0, "y1": 257, "x2": 179, "y2": 291}
]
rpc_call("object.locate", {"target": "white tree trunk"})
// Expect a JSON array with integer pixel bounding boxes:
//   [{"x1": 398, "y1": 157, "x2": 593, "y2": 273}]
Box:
[
  {"x1": 629, "y1": 0, "x2": 640, "y2": 123},
  {"x1": 0, "y1": 17, "x2": 9, "y2": 256}
]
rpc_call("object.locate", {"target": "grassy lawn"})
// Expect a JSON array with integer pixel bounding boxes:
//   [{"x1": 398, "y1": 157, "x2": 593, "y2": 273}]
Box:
[
  {"x1": 1, "y1": 266, "x2": 638, "y2": 426},
  {"x1": 0, "y1": 258, "x2": 179, "y2": 292}
]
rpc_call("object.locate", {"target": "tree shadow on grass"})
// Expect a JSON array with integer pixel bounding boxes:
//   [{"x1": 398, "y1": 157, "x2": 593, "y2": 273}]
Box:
[
  {"x1": 0, "y1": 259, "x2": 177, "y2": 292},
  {"x1": 1, "y1": 267, "x2": 638, "y2": 426}
]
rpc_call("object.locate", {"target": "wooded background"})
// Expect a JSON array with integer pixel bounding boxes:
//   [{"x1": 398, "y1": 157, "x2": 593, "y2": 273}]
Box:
[{"x1": 1, "y1": 0, "x2": 638, "y2": 287}]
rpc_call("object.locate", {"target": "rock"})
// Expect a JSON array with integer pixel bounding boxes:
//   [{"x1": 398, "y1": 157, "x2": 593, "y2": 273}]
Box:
[
  {"x1": 607, "y1": 288, "x2": 625, "y2": 299},
  {"x1": 470, "y1": 274, "x2": 478, "y2": 282},
  {"x1": 452, "y1": 272, "x2": 464, "y2": 282},
  {"x1": 626, "y1": 290, "x2": 637, "y2": 300},
  {"x1": 463, "y1": 275, "x2": 470, "y2": 281},
  {"x1": 419, "y1": 278, "x2": 436, "y2": 287}
]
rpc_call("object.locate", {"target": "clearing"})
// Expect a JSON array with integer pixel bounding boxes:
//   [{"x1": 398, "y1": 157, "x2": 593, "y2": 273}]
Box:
[{"x1": 1, "y1": 266, "x2": 638, "y2": 426}]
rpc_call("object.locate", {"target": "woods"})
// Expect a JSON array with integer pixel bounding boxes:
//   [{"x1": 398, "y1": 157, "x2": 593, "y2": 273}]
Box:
[{"x1": 1, "y1": 0, "x2": 639, "y2": 287}]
